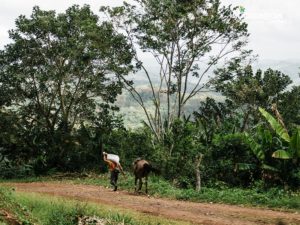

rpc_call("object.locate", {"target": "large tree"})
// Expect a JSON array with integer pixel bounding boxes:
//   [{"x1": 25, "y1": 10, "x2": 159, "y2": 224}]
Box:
[
  {"x1": 101, "y1": 0, "x2": 249, "y2": 140},
  {"x1": 278, "y1": 85, "x2": 300, "y2": 127},
  {"x1": 0, "y1": 5, "x2": 133, "y2": 167},
  {"x1": 212, "y1": 64, "x2": 292, "y2": 132}
]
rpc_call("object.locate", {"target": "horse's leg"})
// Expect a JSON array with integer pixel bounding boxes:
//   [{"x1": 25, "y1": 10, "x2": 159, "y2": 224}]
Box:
[
  {"x1": 134, "y1": 176, "x2": 138, "y2": 193},
  {"x1": 145, "y1": 175, "x2": 148, "y2": 194},
  {"x1": 138, "y1": 178, "x2": 143, "y2": 192}
]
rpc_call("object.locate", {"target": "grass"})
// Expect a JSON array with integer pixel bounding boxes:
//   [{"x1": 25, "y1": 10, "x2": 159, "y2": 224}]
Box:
[
  {"x1": 1, "y1": 173, "x2": 300, "y2": 211},
  {"x1": 0, "y1": 187, "x2": 37, "y2": 225},
  {"x1": 0, "y1": 186, "x2": 190, "y2": 225}
]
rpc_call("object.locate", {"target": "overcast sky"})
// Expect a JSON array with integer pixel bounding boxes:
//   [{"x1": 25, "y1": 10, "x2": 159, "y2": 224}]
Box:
[{"x1": 0, "y1": 0, "x2": 299, "y2": 61}]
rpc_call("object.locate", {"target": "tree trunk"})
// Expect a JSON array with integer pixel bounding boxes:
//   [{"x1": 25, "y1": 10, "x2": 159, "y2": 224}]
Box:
[
  {"x1": 241, "y1": 109, "x2": 250, "y2": 132},
  {"x1": 195, "y1": 154, "x2": 203, "y2": 191}
]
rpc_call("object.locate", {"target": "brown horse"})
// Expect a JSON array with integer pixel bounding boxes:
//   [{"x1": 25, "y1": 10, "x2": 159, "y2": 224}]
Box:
[{"x1": 133, "y1": 158, "x2": 158, "y2": 194}]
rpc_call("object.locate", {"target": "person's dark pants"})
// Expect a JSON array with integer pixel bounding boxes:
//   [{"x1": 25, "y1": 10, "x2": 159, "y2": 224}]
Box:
[{"x1": 110, "y1": 169, "x2": 120, "y2": 191}]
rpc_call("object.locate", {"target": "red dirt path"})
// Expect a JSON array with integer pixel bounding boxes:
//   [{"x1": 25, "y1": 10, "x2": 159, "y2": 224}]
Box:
[{"x1": 5, "y1": 182, "x2": 300, "y2": 225}]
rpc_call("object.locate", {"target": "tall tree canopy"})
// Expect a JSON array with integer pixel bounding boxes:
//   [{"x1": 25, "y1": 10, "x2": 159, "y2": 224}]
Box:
[
  {"x1": 0, "y1": 5, "x2": 133, "y2": 134},
  {"x1": 0, "y1": 5, "x2": 134, "y2": 169},
  {"x1": 101, "y1": 0, "x2": 249, "y2": 140},
  {"x1": 212, "y1": 64, "x2": 293, "y2": 131}
]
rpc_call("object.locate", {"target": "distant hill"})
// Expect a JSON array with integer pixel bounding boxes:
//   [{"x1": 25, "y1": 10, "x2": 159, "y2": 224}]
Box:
[
  {"x1": 116, "y1": 59, "x2": 299, "y2": 129},
  {"x1": 116, "y1": 84, "x2": 223, "y2": 129}
]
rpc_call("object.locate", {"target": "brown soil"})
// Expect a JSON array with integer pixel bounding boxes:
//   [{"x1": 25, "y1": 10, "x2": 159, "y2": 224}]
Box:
[
  {"x1": 0, "y1": 209, "x2": 22, "y2": 225},
  {"x1": 5, "y1": 182, "x2": 300, "y2": 225}
]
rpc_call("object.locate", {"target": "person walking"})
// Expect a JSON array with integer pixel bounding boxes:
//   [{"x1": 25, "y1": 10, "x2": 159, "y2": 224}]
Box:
[{"x1": 103, "y1": 152, "x2": 125, "y2": 191}]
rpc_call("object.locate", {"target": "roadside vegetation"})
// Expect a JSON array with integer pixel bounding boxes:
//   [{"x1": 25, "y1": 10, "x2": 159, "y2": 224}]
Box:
[
  {"x1": 2, "y1": 174, "x2": 300, "y2": 210},
  {"x1": 0, "y1": 187, "x2": 189, "y2": 225},
  {"x1": 74, "y1": 175, "x2": 300, "y2": 210}
]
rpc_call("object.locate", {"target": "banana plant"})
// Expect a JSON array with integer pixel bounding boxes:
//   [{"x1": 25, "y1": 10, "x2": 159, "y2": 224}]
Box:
[
  {"x1": 259, "y1": 107, "x2": 300, "y2": 160},
  {"x1": 238, "y1": 132, "x2": 279, "y2": 172}
]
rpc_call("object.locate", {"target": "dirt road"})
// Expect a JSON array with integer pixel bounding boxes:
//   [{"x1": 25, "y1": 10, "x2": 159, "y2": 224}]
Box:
[{"x1": 6, "y1": 182, "x2": 300, "y2": 225}]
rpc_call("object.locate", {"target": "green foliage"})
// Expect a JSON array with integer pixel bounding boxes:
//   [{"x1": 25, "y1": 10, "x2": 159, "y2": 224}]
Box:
[
  {"x1": 259, "y1": 107, "x2": 290, "y2": 142},
  {"x1": 0, "y1": 5, "x2": 134, "y2": 173},
  {"x1": 101, "y1": 128, "x2": 155, "y2": 170},
  {"x1": 290, "y1": 129, "x2": 300, "y2": 158},
  {"x1": 45, "y1": 205, "x2": 83, "y2": 225},
  {"x1": 0, "y1": 187, "x2": 36, "y2": 224},
  {"x1": 212, "y1": 65, "x2": 293, "y2": 132},
  {"x1": 208, "y1": 133, "x2": 257, "y2": 186},
  {"x1": 244, "y1": 133, "x2": 265, "y2": 161},
  {"x1": 193, "y1": 97, "x2": 237, "y2": 136},
  {"x1": 149, "y1": 178, "x2": 299, "y2": 209},
  {"x1": 157, "y1": 119, "x2": 206, "y2": 188},
  {"x1": 259, "y1": 107, "x2": 300, "y2": 161},
  {"x1": 0, "y1": 160, "x2": 34, "y2": 179},
  {"x1": 272, "y1": 150, "x2": 292, "y2": 159},
  {"x1": 101, "y1": 0, "x2": 249, "y2": 140},
  {"x1": 235, "y1": 108, "x2": 300, "y2": 188},
  {"x1": 0, "y1": 1, "x2": 299, "y2": 194},
  {"x1": 278, "y1": 85, "x2": 300, "y2": 127}
]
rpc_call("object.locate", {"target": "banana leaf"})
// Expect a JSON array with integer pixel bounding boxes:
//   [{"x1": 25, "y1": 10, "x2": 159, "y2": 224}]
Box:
[
  {"x1": 261, "y1": 164, "x2": 279, "y2": 172},
  {"x1": 290, "y1": 129, "x2": 300, "y2": 158},
  {"x1": 259, "y1": 107, "x2": 290, "y2": 142},
  {"x1": 244, "y1": 133, "x2": 265, "y2": 161},
  {"x1": 272, "y1": 150, "x2": 292, "y2": 159},
  {"x1": 235, "y1": 163, "x2": 255, "y2": 171}
]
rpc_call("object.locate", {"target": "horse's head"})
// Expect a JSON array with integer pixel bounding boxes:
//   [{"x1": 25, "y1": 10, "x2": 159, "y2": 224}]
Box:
[{"x1": 133, "y1": 157, "x2": 142, "y2": 165}]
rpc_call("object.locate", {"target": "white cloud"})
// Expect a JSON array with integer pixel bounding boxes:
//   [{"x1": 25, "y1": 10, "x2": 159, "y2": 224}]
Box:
[
  {"x1": 223, "y1": 0, "x2": 300, "y2": 60},
  {"x1": 1, "y1": 0, "x2": 299, "y2": 61}
]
